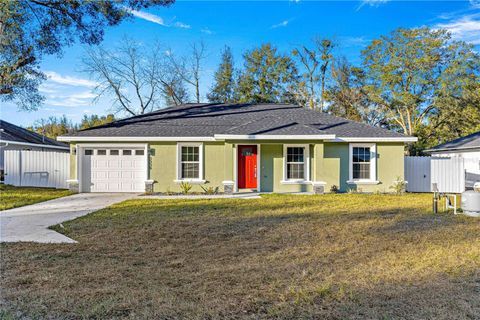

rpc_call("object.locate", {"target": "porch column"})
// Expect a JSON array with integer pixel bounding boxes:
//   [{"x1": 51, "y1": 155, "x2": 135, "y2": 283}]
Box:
[
  {"x1": 223, "y1": 142, "x2": 235, "y2": 194},
  {"x1": 313, "y1": 142, "x2": 326, "y2": 194}
]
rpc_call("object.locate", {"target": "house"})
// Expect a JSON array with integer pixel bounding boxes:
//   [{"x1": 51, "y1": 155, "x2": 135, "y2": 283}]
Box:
[
  {"x1": 57, "y1": 103, "x2": 417, "y2": 194},
  {"x1": 426, "y1": 131, "x2": 480, "y2": 188},
  {"x1": 0, "y1": 120, "x2": 69, "y2": 179}
]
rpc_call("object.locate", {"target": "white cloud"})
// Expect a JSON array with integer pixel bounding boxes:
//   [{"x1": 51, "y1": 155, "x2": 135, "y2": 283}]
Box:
[
  {"x1": 357, "y1": 0, "x2": 389, "y2": 11},
  {"x1": 129, "y1": 9, "x2": 166, "y2": 26},
  {"x1": 47, "y1": 91, "x2": 96, "y2": 108},
  {"x1": 44, "y1": 71, "x2": 98, "y2": 88},
  {"x1": 174, "y1": 21, "x2": 191, "y2": 29},
  {"x1": 435, "y1": 14, "x2": 480, "y2": 45},
  {"x1": 201, "y1": 27, "x2": 214, "y2": 35},
  {"x1": 270, "y1": 19, "x2": 290, "y2": 29},
  {"x1": 127, "y1": 9, "x2": 190, "y2": 29},
  {"x1": 470, "y1": 0, "x2": 480, "y2": 9},
  {"x1": 339, "y1": 36, "x2": 371, "y2": 47}
]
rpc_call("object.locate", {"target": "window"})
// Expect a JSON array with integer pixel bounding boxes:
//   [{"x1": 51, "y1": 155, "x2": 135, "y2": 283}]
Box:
[
  {"x1": 85, "y1": 149, "x2": 93, "y2": 156},
  {"x1": 135, "y1": 150, "x2": 144, "y2": 156},
  {"x1": 352, "y1": 147, "x2": 370, "y2": 179},
  {"x1": 283, "y1": 145, "x2": 310, "y2": 182},
  {"x1": 287, "y1": 147, "x2": 305, "y2": 179},
  {"x1": 110, "y1": 149, "x2": 119, "y2": 156},
  {"x1": 123, "y1": 150, "x2": 132, "y2": 156},
  {"x1": 349, "y1": 144, "x2": 377, "y2": 182},
  {"x1": 97, "y1": 149, "x2": 107, "y2": 156},
  {"x1": 177, "y1": 144, "x2": 203, "y2": 181}
]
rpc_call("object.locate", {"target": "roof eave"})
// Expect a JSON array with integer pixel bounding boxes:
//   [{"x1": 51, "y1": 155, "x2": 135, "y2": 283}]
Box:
[
  {"x1": 57, "y1": 136, "x2": 217, "y2": 142},
  {"x1": 0, "y1": 139, "x2": 69, "y2": 150},
  {"x1": 425, "y1": 146, "x2": 480, "y2": 153},
  {"x1": 326, "y1": 137, "x2": 418, "y2": 143},
  {"x1": 214, "y1": 134, "x2": 337, "y2": 140}
]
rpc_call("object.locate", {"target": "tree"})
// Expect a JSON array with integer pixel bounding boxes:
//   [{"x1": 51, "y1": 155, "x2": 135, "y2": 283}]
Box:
[
  {"x1": 27, "y1": 115, "x2": 76, "y2": 139},
  {"x1": 79, "y1": 114, "x2": 115, "y2": 130},
  {"x1": 361, "y1": 27, "x2": 480, "y2": 145},
  {"x1": 0, "y1": 0, "x2": 174, "y2": 111},
  {"x1": 292, "y1": 45, "x2": 319, "y2": 109},
  {"x1": 237, "y1": 43, "x2": 299, "y2": 103},
  {"x1": 207, "y1": 46, "x2": 236, "y2": 103},
  {"x1": 167, "y1": 41, "x2": 207, "y2": 103},
  {"x1": 414, "y1": 78, "x2": 480, "y2": 154},
  {"x1": 315, "y1": 38, "x2": 336, "y2": 112},
  {"x1": 83, "y1": 37, "x2": 186, "y2": 116},
  {"x1": 162, "y1": 74, "x2": 189, "y2": 107},
  {"x1": 326, "y1": 57, "x2": 387, "y2": 127}
]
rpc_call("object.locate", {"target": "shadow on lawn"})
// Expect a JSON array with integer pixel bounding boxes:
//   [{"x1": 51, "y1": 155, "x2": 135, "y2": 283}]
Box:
[{"x1": 1, "y1": 194, "x2": 479, "y2": 319}]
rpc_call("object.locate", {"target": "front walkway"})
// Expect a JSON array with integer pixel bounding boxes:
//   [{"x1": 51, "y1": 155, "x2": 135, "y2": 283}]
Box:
[
  {"x1": 0, "y1": 193, "x2": 138, "y2": 243},
  {"x1": 141, "y1": 192, "x2": 262, "y2": 200}
]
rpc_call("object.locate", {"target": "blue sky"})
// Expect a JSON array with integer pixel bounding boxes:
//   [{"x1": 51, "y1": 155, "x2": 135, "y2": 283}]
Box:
[{"x1": 2, "y1": 0, "x2": 480, "y2": 127}]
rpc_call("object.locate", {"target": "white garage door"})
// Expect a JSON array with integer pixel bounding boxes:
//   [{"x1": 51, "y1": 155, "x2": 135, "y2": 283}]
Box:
[{"x1": 81, "y1": 147, "x2": 147, "y2": 192}]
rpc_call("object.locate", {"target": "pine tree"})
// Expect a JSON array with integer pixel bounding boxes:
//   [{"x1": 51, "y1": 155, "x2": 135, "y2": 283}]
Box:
[
  {"x1": 207, "y1": 46, "x2": 236, "y2": 103},
  {"x1": 237, "y1": 43, "x2": 298, "y2": 103}
]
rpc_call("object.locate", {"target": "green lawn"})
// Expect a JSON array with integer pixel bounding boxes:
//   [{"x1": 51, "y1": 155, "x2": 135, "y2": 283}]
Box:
[
  {"x1": 0, "y1": 184, "x2": 72, "y2": 211},
  {"x1": 1, "y1": 194, "x2": 479, "y2": 319}
]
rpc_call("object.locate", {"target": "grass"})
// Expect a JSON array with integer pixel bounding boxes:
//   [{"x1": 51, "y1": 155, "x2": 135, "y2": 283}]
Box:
[
  {"x1": 1, "y1": 193, "x2": 479, "y2": 319},
  {"x1": 0, "y1": 184, "x2": 72, "y2": 211}
]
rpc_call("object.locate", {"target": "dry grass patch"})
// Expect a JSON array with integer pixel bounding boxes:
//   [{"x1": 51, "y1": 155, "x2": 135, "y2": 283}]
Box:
[
  {"x1": 1, "y1": 194, "x2": 479, "y2": 319},
  {"x1": 0, "y1": 184, "x2": 72, "y2": 210}
]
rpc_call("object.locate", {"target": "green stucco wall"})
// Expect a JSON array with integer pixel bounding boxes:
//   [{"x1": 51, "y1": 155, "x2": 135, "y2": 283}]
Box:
[
  {"x1": 260, "y1": 144, "x2": 313, "y2": 193},
  {"x1": 69, "y1": 144, "x2": 76, "y2": 180},
  {"x1": 149, "y1": 142, "x2": 226, "y2": 193},
  {"x1": 68, "y1": 140, "x2": 405, "y2": 194},
  {"x1": 318, "y1": 142, "x2": 405, "y2": 193}
]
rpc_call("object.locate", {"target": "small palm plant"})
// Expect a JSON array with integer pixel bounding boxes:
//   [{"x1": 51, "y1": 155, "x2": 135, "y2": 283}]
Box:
[
  {"x1": 201, "y1": 186, "x2": 219, "y2": 195},
  {"x1": 180, "y1": 182, "x2": 193, "y2": 195}
]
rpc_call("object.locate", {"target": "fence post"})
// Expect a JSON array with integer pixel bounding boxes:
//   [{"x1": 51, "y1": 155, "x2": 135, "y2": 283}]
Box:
[{"x1": 18, "y1": 150, "x2": 22, "y2": 186}]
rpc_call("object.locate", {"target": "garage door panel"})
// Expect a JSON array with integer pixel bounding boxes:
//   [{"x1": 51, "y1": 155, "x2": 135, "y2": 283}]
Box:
[
  {"x1": 108, "y1": 171, "x2": 120, "y2": 179},
  {"x1": 82, "y1": 147, "x2": 146, "y2": 193},
  {"x1": 94, "y1": 160, "x2": 109, "y2": 168},
  {"x1": 108, "y1": 160, "x2": 121, "y2": 167},
  {"x1": 93, "y1": 171, "x2": 108, "y2": 179},
  {"x1": 132, "y1": 171, "x2": 145, "y2": 179},
  {"x1": 121, "y1": 171, "x2": 133, "y2": 179},
  {"x1": 121, "y1": 160, "x2": 134, "y2": 168}
]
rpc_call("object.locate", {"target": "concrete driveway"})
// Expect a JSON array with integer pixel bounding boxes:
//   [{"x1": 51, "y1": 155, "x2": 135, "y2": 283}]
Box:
[{"x1": 0, "y1": 193, "x2": 138, "y2": 244}]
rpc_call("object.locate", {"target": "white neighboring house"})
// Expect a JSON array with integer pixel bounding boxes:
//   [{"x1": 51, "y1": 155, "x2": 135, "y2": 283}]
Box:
[
  {"x1": 0, "y1": 120, "x2": 69, "y2": 180},
  {"x1": 426, "y1": 131, "x2": 480, "y2": 189}
]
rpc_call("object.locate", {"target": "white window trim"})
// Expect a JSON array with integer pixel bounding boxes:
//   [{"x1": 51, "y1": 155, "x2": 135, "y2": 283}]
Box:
[
  {"x1": 282, "y1": 144, "x2": 310, "y2": 184},
  {"x1": 348, "y1": 143, "x2": 378, "y2": 184},
  {"x1": 176, "y1": 142, "x2": 204, "y2": 183}
]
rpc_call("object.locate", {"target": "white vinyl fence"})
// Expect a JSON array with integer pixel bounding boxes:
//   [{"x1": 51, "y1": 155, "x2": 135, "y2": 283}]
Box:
[
  {"x1": 405, "y1": 156, "x2": 431, "y2": 192},
  {"x1": 405, "y1": 156, "x2": 466, "y2": 193},
  {"x1": 4, "y1": 150, "x2": 69, "y2": 189}
]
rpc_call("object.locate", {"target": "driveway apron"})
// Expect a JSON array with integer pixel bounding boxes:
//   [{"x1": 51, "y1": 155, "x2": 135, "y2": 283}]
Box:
[{"x1": 0, "y1": 193, "x2": 138, "y2": 243}]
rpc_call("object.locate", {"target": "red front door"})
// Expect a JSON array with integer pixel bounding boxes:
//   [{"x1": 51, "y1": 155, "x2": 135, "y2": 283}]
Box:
[{"x1": 238, "y1": 145, "x2": 257, "y2": 189}]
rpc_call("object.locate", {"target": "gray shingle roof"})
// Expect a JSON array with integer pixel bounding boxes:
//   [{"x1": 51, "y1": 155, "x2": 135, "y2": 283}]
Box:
[
  {"x1": 63, "y1": 103, "x2": 410, "y2": 139},
  {"x1": 427, "y1": 131, "x2": 480, "y2": 152},
  {"x1": 0, "y1": 120, "x2": 68, "y2": 148}
]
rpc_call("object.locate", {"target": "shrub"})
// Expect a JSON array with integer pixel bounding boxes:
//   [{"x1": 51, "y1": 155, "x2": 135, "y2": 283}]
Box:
[
  {"x1": 330, "y1": 185, "x2": 339, "y2": 193},
  {"x1": 179, "y1": 182, "x2": 193, "y2": 195},
  {"x1": 390, "y1": 176, "x2": 407, "y2": 195},
  {"x1": 201, "y1": 186, "x2": 219, "y2": 195}
]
